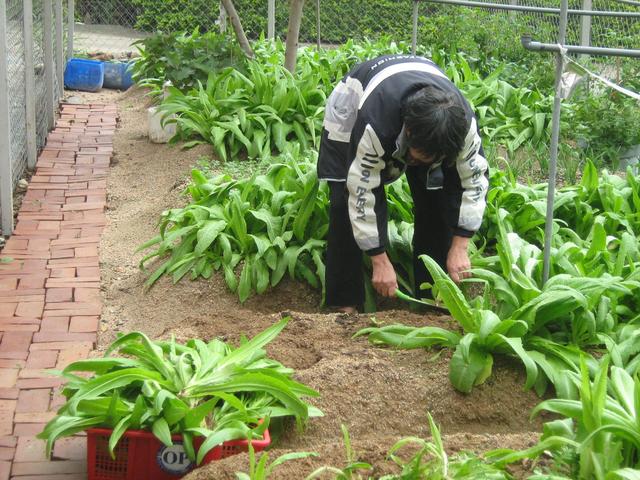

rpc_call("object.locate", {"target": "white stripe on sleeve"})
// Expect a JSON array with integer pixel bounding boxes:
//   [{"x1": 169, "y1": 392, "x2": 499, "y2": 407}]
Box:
[
  {"x1": 346, "y1": 124, "x2": 386, "y2": 251},
  {"x1": 455, "y1": 118, "x2": 489, "y2": 232}
]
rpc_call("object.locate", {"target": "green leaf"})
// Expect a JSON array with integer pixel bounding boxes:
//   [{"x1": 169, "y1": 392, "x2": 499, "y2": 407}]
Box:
[
  {"x1": 195, "y1": 220, "x2": 227, "y2": 255},
  {"x1": 109, "y1": 415, "x2": 132, "y2": 459},
  {"x1": 449, "y1": 335, "x2": 493, "y2": 393},
  {"x1": 152, "y1": 417, "x2": 173, "y2": 448}
]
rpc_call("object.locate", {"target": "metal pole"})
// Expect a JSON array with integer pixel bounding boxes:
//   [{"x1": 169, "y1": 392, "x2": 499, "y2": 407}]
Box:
[
  {"x1": 219, "y1": 1, "x2": 228, "y2": 34},
  {"x1": 24, "y1": 0, "x2": 38, "y2": 169},
  {"x1": 268, "y1": 0, "x2": 276, "y2": 39},
  {"x1": 316, "y1": 0, "x2": 321, "y2": 49},
  {"x1": 509, "y1": 0, "x2": 518, "y2": 20},
  {"x1": 412, "y1": 0, "x2": 419, "y2": 54},
  {"x1": 55, "y1": 0, "x2": 64, "y2": 98},
  {"x1": 542, "y1": 0, "x2": 569, "y2": 285},
  {"x1": 521, "y1": 36, "x2": 640, "y2": 58},
  {"x1": 44, "y1": 0, "x2": 56, "y2": 129},
  {"x1": 580, "y1": 0, "x2": 592, "y2": 59},
  {"x1": 0, "y1": 0, "x2": 13, "y2": 235},
  {"x1": 67, "y1": 0, "x2": 75, "y2": 60}
]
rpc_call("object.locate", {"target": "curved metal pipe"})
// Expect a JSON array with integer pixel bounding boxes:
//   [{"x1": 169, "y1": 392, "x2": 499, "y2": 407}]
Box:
[{"x1": 521, "y1": 35, "x2": 640, "y2": 57}]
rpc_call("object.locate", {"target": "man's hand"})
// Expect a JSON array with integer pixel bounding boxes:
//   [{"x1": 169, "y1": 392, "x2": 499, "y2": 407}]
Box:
[
  {"x1": 371, "y1": 252, "x2": 398, "y2": 297},
  {"x1": 447, "y1": 236, "x2": 471, "y2": 283}
]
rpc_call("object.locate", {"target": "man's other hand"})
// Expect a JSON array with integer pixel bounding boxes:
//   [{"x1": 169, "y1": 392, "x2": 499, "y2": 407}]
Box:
[
  {"x1": 371, "y1": 252, "x2": 398, "y2": 297},
  {"x1": 447, "y1": 236, "x2": 471, "y2": 283}
]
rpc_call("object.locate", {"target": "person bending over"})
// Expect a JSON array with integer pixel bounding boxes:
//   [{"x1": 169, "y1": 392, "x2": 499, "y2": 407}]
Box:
[{"x1": 317, "y1": 54, "x2": 489, "y2": 312}]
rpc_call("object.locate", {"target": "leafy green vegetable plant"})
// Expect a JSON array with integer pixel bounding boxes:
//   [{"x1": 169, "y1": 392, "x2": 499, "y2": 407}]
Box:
[
  {"x1": 305, "y1": 425, "x2": 373, "y2": 480},
  {"x1": 138, "y1": 148, "x2": 330, "y2": 303},
  {"x1": 38, "y1": 318, "x2": 320, "y2": 465},
  {"x1": 235, "y1": 442, "x2": 318, "y2": 480},
  {"x1": 489, "y1": 356, "x2": 640, "y2": 479}
]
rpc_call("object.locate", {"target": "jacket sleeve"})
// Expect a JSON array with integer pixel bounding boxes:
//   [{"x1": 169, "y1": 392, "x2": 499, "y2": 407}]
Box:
[
  {"x1": 443, "y1": 117, "x2": 489, "y2": 237},
  {"x1": 345, "y1": 123, "x2": 389, "y2": 255}
]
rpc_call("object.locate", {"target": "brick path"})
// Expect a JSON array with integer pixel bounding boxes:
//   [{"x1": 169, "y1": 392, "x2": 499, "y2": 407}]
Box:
[{"x1": 0, "y1": 103, "x2": 116, "y2": 479}]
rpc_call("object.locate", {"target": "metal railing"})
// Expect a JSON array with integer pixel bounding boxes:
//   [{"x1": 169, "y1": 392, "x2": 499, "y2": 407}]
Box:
[{"x1": 0, "y1": 0, "x2": 67, "y2": 236}]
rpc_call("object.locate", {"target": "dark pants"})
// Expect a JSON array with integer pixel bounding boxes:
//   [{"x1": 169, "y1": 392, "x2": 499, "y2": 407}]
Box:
[{"x1": 325, "y1": 166, "x2": 453, "y2": 308}]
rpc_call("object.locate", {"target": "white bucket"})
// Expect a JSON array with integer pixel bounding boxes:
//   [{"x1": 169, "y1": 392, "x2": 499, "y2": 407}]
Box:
[{"x1": 148, "y1": 106, "x2": 176, "y2": 144}]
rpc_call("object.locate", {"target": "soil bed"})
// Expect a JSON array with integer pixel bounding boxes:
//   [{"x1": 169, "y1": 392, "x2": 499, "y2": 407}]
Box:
[{"x1": 85, "y1": 87, "x2": 543, "y2": 479}]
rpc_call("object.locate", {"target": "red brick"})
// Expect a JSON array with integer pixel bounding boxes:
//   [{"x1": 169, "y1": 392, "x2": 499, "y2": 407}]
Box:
[
  {"x1": 50, "y1": 248, "x2": 74, "y2": 259},
  {"x1": 52, "y1": 436, "x2": 85, "y2": 461},
  {"x1": 45, "y1": 280, "x2": 99, "y2": 290},
  {"x1": 36, "y1": 221, "x2": 61, "y2": 232},
  {"x1": 47, "y1": 258, "x2": 97, "y2": 268},
  {"x1": 14, "y1": 437, "x2": 47, "y2": 463},
  {"x1": 32, "y1": 332, "x2": 95, "y2": 343},
  {"x1": 0, "y1": 447, "x2": 13, "y2": 461},
  {"x1": 51, "y1": 236, "x2": 100, "y2": 246},
  {"x1": 49, "y1": 268, "x2": 75, "y2": 278},
  {"x1": 16, "y1": 276, "x2": 45, "y2": 290},
  {"x1": 0, "y1": 437, "x2": 15, "y2": 448},
  {"x1": 10, "y1": 460, "x2": 85, "y2": 475},
  {"x1": 0, "y1": 460, "x2": 8, "y2": 480},
  {"x1": 14, "y1": 412, "x2": 56, "y2": 423},
  {"x1": 0, "y1": 305, "x2": 16, "y2": 317},
  {"x1": 75, "y1": 266, "x2": 99, "y2": 278},
  {"x1": 15, "y1": 378, "x2": 64, "y2": 389},
  {"x1": 12, "y1": 423, "x2": 45, "y2": 437},
  {"x1": 0, "y1": 352, "x2": 27, "y2": 361},
  {"x1": 0, "y1": 401, "x2": 16, "y2": 436},
  {"x1": 25, "y1": 239, "x2": 50, "y2": 252},
  {"x1": 15, "y1": 390, "x2": 51, "y2": 415},
  {"x1": 39, "y1": 316, "x2": 69, "y2": 332},
  {"x1": 18, "y1": 368, "x2": 57, "y2": 379},
  {"x1": 0, "y1": 317, "x2": 40, "y2": 325},
  {"x1": 0, "y1": 280, "x2": 16, "y2": 292},
  {"x1": 0, "y1": 325, "x2": 38, "y2": 333},
  {"x1": 73, "y1": 288, "x2": 100, "y2": 304},
  {"x1": 0, "y1": 295, "x2": 44, "y2": 304},
  {"x1": 25, "y1": 351, "x2": 57, "y2": 369},
  {"x1": 74, "y1": 245, "x2": 99, "y2": 258},
  {"x1": 0, "y1": 361, "x2": 23, "y2": 370},
  {"x1": 43, "y1": 304, "x2": 101, "y2": 317},
  {"x1": 3, "y1": 239, "x2": 28, "y2": 250},
  {"x1": 45, "y1": 288, "x2": 73, "y2": 304},
  {"x1": 68, "y1": 316, "x2": 98, "y2": 333},
  {"x1": 54, "y1": 345, "x2": 92, "y2": 369},
  {"x1": 0, "y1": 333, "x2": 32, "y2": 355},
  {"x1": 0, "y1": 390, "x2": 18, "y2": 400},
  {"x1": 11, "y1": 474, "x2": 87, "y2": 480},
  {"x1": 14, "y1": 303, "x2": 43, "y2": 318},
  {"x1": 30, "y1": 341, "x2": 92, "y2": 352},
  {"x1": 0, "y1": 370, "x2": 17, "y2": 389},
  {"x1": 49, "y1": 391, "x2": 66, "y2": 411}
]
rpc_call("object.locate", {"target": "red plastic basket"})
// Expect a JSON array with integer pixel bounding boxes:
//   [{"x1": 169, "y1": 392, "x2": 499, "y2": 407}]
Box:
[{"x1": 87, "y1": 427, "x2": 271, "y2": 480}]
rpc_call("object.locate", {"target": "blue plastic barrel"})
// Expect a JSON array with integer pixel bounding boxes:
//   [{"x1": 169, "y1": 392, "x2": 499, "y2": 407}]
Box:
[
  {"x1": 64, "y1": 58, "x2": 104, "y2": 92},
  {"x1": 103, "y1": 61, "x2": 135, "y2": 90}
]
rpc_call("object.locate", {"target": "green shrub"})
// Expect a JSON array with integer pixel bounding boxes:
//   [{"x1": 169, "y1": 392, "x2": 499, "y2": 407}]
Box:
[
  {"x1": 131, "y1": 0, "x2": 219, "y2": 33},
  {"x1": 131, "y1": 30, "x2": 246, "y2": 93}
]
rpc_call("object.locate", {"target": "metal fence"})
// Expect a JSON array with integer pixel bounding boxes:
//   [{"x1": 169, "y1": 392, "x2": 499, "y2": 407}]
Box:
[
  {"x1": 69, "y1": 0, "x2": 639, "y2": 56},
  {"x1": 0, "y1": 0, "x2": 67, "y2": 236}
]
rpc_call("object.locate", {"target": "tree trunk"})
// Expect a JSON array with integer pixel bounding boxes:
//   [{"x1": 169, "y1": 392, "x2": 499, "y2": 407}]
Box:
[
  {"x1": 284, "y1": 0, "x2": 305, "y2": 72},
  {"x1": 220, "y1": 0, "x2": 254, "y2": 59}
]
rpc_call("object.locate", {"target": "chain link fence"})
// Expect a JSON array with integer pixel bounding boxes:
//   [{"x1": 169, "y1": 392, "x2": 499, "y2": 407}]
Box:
[
  {"x1": 70, "y1": 0, "x2": 638, "y2": 56},
  {"x1": 7, "y1": 1, "x2": 28, "y2": 186},
  {"x1": 0, "y1": 0, "x2": 67, "y2": 235}
]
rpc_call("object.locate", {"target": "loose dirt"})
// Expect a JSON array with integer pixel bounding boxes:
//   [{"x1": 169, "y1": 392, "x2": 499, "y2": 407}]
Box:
[{"x1": 80, "y1": 87, "x2": 545, "y2": 479}]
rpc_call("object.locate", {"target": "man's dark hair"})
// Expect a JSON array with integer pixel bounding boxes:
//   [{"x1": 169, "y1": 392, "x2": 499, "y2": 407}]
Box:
[{"x1": 402, "y1": 85, "x2": 469, "y2": 166}]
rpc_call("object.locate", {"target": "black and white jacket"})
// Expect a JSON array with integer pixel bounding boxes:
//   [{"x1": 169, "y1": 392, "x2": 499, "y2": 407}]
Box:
[{"x1": 317, "y1": 54, "x2": 489, "y2": 255}]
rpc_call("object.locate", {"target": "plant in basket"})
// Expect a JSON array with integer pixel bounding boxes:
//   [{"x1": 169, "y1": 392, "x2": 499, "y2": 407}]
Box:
[{"x1": 38, "y1": 317, "x2": 321, "y2": 478}]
